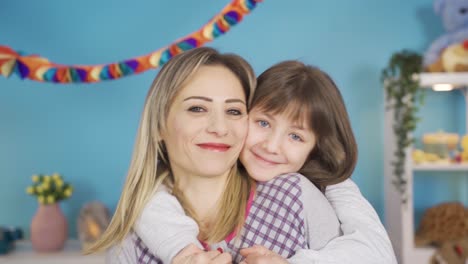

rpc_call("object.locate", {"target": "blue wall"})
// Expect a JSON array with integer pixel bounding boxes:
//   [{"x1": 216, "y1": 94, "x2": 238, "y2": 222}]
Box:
[{"x1": 1, "y1": 0, "x2": 465, "y2": 238}]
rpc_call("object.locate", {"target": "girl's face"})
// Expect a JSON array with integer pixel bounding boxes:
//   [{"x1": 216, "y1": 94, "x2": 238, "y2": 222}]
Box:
[
  {"x1": 161, "y1": 65, "x2": 248, "y2": 180},
  {"x1": 240, "y1": 108, "x2": 317, "y2": 182}
]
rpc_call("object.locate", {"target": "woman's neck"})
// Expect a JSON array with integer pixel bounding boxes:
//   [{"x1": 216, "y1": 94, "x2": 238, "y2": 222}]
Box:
[{"x1": 175, "y1": 171, "x2": 229, "y2": 223}]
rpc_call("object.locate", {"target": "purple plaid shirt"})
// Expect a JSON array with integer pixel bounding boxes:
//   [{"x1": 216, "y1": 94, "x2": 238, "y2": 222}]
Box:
[{"x1": 135, "y1": 173, "x2": 308, "y2": 264}]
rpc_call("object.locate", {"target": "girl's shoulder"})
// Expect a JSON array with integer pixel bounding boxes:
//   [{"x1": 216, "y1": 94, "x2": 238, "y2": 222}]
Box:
[{"x1": 255, "y1": 173, "x2": 322, "y2": 198}]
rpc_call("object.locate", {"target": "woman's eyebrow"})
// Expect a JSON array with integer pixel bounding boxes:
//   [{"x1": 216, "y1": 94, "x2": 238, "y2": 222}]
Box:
[
  {"x1": 225, "y1": 99, "x2": 246, "y2": 105},
  {"x1": 184, "y1": 96, "x2": 212, "y2": 102},
  {"x1": 183, "y1": 96, "x2": 245, "y2": 105}
]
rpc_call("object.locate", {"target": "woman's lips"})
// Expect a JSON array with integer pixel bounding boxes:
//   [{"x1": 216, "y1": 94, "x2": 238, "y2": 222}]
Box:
[{"x1": 197, "y1": 143, "x2": 231, "y2": 152}]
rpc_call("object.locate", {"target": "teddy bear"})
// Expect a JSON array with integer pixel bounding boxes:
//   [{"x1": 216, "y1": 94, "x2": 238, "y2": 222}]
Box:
[
  {"x1": 415, "y1": 202, "x2": 468, "y2": 264},
  {"x1": 423, "y1": 0, "x2": 468, "y2": 72}
]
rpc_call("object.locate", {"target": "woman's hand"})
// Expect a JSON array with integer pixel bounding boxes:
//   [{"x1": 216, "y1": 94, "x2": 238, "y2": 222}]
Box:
[
  {"x1": 172, "y1": 244, "x2": 232, "y2": 264},
  {"x1": 239, "y1": 245, "x2": 289, "y2": 264}
]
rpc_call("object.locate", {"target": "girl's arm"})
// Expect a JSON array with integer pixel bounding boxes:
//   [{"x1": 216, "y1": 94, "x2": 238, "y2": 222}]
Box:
[
  {"x1": 134, "y1": 187, "x2": 203, "y2": 264},
  {"x1": 289, "y1": 179, "x2": 397, "y2": 264}
]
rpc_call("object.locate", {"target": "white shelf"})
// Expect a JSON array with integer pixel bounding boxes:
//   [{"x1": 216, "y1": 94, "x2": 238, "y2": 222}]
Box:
[
  {"x1": 418, "y1": 72, "x2": 468, "y2": 88},
  {"x1": 413, "y1": 163, "x2": 468, "y2": 171},
  {"x1": 408, "y1": 247, "x2": 435, "y2": 263},
  {"x1": 384, "y1": 72, "x2": 468, "y2": 264},
  {"x1": 0, "y1": 240, "x2": 104, "y2": 264}
]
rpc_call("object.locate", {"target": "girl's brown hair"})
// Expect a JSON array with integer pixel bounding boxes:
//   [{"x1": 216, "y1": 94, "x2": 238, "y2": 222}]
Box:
[{"x1": 252, "y1": 60, "x2": 357, "y2": 190}]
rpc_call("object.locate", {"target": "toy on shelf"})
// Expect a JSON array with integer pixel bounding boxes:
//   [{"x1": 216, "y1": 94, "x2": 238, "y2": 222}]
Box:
[
  {"x1": 410, "y1": 132, "x2": 468, "y2": 164},
  {"x1": 427, "y1": 40, "x2": 468, "y2": 72},
  {"x1": 458, "y1": 134, "x2": 468, "y2": 162},
  {"x1": 415, "y1": 202, "x2": 468, "y2": 264},
  {"x1": 423, "y1": 0, "x2": 468, "y2": 72},
  {"x1": 413, "y1": 131, "x2": 460, "y2": 164},
  {"x1": 431, "y1": 238, "x2": 468, "y2": 264},
  {"x1": 0, "y1": 227, "x2": 23, "y2": 255}
]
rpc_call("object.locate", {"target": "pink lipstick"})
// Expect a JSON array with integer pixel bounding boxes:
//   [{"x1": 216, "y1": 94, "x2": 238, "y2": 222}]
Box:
[{"x1": 197, "y1": 143, "x2": 231, "y2": 152}]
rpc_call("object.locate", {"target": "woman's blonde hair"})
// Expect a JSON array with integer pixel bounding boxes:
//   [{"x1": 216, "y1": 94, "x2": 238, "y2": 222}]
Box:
[{"x1": 86, "y1": 47, "x2": 256, "y2": 253}]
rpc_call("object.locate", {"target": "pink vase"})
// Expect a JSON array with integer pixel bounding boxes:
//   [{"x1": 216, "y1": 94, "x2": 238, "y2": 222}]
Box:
[{"x1": 30, "y1": 203, "x2": 68, "y2": 252}]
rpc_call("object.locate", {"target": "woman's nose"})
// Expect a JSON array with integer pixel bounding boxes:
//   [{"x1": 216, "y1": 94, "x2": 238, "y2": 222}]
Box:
[{"x1": 206, "y1": 112, "x2": 228, "y2": 136}]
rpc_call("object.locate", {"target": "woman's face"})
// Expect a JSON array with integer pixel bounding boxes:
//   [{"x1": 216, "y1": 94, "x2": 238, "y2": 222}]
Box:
[
  {"x1": 240, "y1": 108, "x2": 317, "y2": 182},
  {"x1": 161, "y1": 65, "x2": 248, "y2": 180}
]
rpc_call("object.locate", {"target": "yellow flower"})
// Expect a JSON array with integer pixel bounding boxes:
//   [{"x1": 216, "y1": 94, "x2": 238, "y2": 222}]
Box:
[
  {"x1": 64, "y1": 188, "x2": 73, "y2": 198},
  {"x1": 26, "y1": 186, "x2": 34, "y2": 194},
  {"x1": 43, "y1": 175, "x2": 51, "y2": 182},
  {"x1": 55, "y1": 179, "x2": 64, "y2": 188},
  {"x1": 47, "y1": 195, "x2": 55, "y2": 204},
  {"x1": 42, "y1": 182, "x2": 50, "y2": 190},
  {"x1": 52, "y1": 173, "x2": 61, "y2": 180},
  {"x1": 35, "y1": 186, "x2": 43, "y2": 193},
  {"x1": 38, "y1": 195, "x2": 45, "y2": 204},
  {"x1": 32, "y1": 174, "x2": 40, "y2": 182}
]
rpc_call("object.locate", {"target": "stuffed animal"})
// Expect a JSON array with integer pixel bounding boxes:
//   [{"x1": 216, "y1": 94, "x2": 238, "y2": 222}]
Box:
[
  {"x1": 428, "y1": 40, "x2": 468, "y2": 72},
  {"x1": 415, "y1": 202, "x2": 468, "y2": 264},
  {"x1": 424, "y1": 0, "x2": 468, "y2": 72},
  {"x1": 415, "y1": 202, "x2": 468, "y2": 246},
  {"x1": 431, "y1": 238, "x2": 468, "y2": 264}
]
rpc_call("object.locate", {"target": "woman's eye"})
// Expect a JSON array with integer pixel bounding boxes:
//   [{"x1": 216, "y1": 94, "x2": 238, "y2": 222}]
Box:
[
  {"x1": 257, "y1": 120, "x2": 270, "y2": 128},
  {"x1": 227, "y1": 109, "x2": 242, "y2": 116},
  {"x1": 290, "y1": 133, "x2": 303, "y2": 142},
  {"x1": 188, "y1": 106, "x2": 205, "y2": 113}
]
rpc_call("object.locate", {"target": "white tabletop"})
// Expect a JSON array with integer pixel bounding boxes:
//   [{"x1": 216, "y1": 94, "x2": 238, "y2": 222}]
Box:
[{"x1": 0, "y1": 240, "x2": 104, "y2": 264}]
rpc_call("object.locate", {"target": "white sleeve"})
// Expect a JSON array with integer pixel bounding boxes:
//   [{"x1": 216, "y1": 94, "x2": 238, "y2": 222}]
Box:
[
  {"x1": 297, "y1": 175, "x2": 341, "y2": 250},
  {"x1": 106, "y1": 233, "x2": 138, "y2": 264},
  {"x1": 134, "y1": 187, "x2": 203, "y2": 264},
  {"x1": 288, "y1": 179, "x2": 397, "y2": 264}
]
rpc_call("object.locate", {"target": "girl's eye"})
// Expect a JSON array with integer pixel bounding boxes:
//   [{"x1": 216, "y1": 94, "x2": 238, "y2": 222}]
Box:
[
  {"x1": 188, "y1": 106, "x2": 205, "y2": 113},
  {"x1": 290, "y1": 133, "x2": 303, "y2": 142},
  {"x1": 227, "y1": 109, "x2": 243, "y2": 116},
  {"x1": 257, "y1": 120, "x2": 270, "y2": 128}
]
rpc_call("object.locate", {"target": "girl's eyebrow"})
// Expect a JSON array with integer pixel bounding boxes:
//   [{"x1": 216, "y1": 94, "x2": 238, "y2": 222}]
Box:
[
  {"x1": 292, "y1": 125, "x2": 305, "y2": 130},
  {"x1": 183, "y1": 96, "x2": 245, "y2": 105}
]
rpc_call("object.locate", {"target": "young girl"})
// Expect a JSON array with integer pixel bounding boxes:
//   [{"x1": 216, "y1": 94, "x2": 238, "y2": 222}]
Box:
[{"x1": 133, "y1": 60, "x2": 396, "y2": 263}]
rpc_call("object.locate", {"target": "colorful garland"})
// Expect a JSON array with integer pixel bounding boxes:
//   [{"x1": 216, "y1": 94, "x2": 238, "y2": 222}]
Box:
[{"x1": 0, "y1": 0, "x2": 262, "y2": 84}]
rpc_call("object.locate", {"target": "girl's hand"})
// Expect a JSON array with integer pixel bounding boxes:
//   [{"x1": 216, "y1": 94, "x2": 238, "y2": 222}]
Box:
[
  {"x1": 172, "y1": 244, "x2": 232, "y2": 264},
  {"x1": 239, "y1": 245, "x2": 288, "y2": 264}
]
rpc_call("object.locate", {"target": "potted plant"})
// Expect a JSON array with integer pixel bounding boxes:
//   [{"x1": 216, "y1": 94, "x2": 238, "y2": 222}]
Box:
[
  {"x1": 26, "y1": 173, "x2": 73, "y2": 252},
  {"x1": 381, "y1": 50, "x2": 424, "y2": 203}
]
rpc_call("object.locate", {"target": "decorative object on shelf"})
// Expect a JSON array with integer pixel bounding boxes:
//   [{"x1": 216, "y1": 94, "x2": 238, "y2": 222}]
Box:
[
  {"x1": 415, "y1": 202, "x2": 468, "y2": 246},
  {"x1": 0, "y1": 227, "x2": 23, "y2": 255},
  {"x1": 26, "y1": 173, "x2": 74, "y2": 252},
  {"x1": 423, "y1": 0, "x2": 468, "y2": 72},
  {"x1": 431, "y1": 238, "x2": 468, "y2": 264},
  {"x1": 423, "y1": 131, "x2": 459, "y2": 160},
  {"x1": 77, "y1": 202, "x2": 111, "y2": 250},
  {"x1": 413, "y1": 132, "x2": 468, "y2": 164},
  {"x1": 433, "y1": 40, "x2": 468, "y2": 72},
  {"x1": 412, "y1": 149, "x2": 442, "y2": 164},
  {"x1": 0, "y1": 0, "x2": 262, "y2": 84},
  {"x1": 382, "y1": 50, "x2": 424, "y2": 203},
  {"x1": 459, "y1": 134, "x2": 468, "y2": 162}
]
